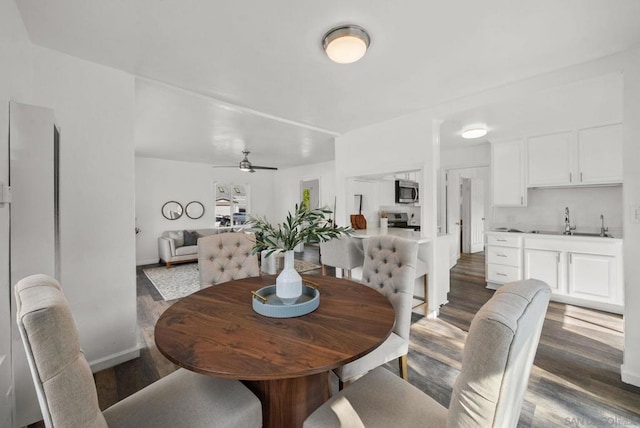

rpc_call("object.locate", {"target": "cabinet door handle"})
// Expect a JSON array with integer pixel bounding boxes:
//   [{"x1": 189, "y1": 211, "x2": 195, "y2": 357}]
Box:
[
  {"x1": 569, "y1": 172, "x2": 572, "y2": 182},
  {"x1": 496, "y1": 273, "x2": 507, "y2": 277},
  {"x1": 580, "y1": 172, "x2": 583, "y2": 182},
  {"x1": 496, "y1": 238, "x2": 507, "y2": 242},
  {"x1": 556, "y1": 254, "x2": 560, "y2": 264},
  {"x1": 497, "y1": 253, "x2": 507, "y2": 257},
  {"x1": 569, "y1": 253, "x2": 572, "y2": 264},
  {"x1": 520, "y1": 196, "x2": 523, "y2": 205}
]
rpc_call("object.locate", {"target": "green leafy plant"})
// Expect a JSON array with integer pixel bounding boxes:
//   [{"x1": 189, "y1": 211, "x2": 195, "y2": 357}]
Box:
[{"x1": 250, "y1": 202, "x2": 352, "y2": 256}]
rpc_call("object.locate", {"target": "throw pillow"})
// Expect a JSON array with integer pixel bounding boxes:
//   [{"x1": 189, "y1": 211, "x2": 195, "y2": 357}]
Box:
[
  {"x1": 167, "y1": 231, "x2": 184, "y2": 247},
  {"x1": 183, "y1": 230, "x2": 200, "y2": 246}
]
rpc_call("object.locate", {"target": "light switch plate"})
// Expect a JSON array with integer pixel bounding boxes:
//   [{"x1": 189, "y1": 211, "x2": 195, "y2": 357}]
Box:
[
  {"x1": 631, "y1": 205, "x2": 640, "y2": 224},
  {"x1": 0, "y1": 182, "x2": 11, "y2": 204}
]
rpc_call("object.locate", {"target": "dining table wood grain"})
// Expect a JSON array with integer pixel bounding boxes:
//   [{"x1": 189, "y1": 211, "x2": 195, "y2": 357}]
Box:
[{"x1": 154, "y1": 274, "x2": 395, "y2": 428}]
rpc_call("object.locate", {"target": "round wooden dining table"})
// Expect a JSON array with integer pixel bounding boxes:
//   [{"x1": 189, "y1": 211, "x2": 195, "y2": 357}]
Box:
[{"x1": 154, "y1": 274, "x2": 395, "y2": 428}]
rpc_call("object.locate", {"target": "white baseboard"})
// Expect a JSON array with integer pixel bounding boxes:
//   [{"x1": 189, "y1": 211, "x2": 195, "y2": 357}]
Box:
[
  {"x1": 621, "y1": 364, "x2": 640, "y2": 387},
  {"x1": 137, "y1": 258, "x2": 159, "y2": 266},
  {"x1": 89, "y1": 345, "x2": 140, "y2": 373},
  {"x1": 550, "y1": 294, "x2": 623, "y2": 315}
]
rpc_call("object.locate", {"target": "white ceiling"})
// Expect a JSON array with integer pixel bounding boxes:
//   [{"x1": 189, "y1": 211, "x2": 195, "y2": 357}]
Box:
[
  {"x1": 16, "y1": 0, "x2": 640, "y2": 168},
  {"x1": 440, "y1": 73, "x2": 624, "y2": 148}
]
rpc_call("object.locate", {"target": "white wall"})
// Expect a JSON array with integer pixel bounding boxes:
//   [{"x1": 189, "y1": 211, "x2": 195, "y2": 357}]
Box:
[
  {"x1": 29, "y1": 47, "x2": 138, "y2": 376},
  {"x1": 621, "y1": 50, "x2": 640, "y2": 387},
  {"x1": 494, "y1": 187, "x2": 623, "y2": 235},
  {"x1": 135, "y1": 156, "x2": 276, "y2": 265},
  {"x1": 441, "y1": 143, "x2": 490, "y2": 169},
  {"x1": 272, "y1": 160, "x2": 336, "y2": 222},
  {"x1": 0, "y1": 0, "x2": 33, "y2": 425},
  {"x1": 335, "y1": 111, "x2": 446, "y2": 314}
]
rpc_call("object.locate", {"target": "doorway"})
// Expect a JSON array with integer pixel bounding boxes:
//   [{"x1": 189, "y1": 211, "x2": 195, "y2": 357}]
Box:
[{"x1": 444, "y1": 166, "x2": 488, "y2": 263}]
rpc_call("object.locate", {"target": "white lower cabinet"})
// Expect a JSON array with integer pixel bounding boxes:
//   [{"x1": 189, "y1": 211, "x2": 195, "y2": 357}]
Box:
[
  {"x1": 568, "y1": 252, "x2": 617, "y2": 303},
  {"x1": 485, "y1": 232, "x2": 522, "y2": 289},
  {"x1": 524, "y1": 249, "x2": 563, "y2": 294},
  {"x1": 523, "y1": 237, "x2": 623, "y2": 313}
]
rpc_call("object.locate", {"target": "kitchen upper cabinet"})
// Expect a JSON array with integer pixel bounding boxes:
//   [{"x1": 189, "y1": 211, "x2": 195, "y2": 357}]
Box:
[
  {"x1": 526, "y1": 123, "x2": 622, "y2": 188},
  {"x1": 527, "y1": 131, "x2": 573, "y2": 187},
  {"x1": 524, "y1": 249, "x2": 563, "y2": 294},
  {"x1": 577, "y1": 123, "x2": 623, "y2": 184},
  {"x1": 491, "y1": 140, "x2": 526, "y2": 207}
]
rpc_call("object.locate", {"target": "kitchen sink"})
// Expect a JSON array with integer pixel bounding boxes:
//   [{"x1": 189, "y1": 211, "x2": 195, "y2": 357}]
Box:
[
  {"x1": 528, "y1": 230, "x2": 614, "y2": 238},
  {"x1": 528, "y1": 230, "x2": 563, "y2": 235},
  {"x1": 570, "y1": 232, "x2": 615, "y2": 238}
]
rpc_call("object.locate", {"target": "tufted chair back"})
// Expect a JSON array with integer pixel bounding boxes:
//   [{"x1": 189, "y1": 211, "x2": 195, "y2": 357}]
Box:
[
  {"x1": 198, "y1": 232, "x2": 260, "y2": 288},
  {"x1": 15, "y1": 274, "x2": 108, "y2": 428},
  {"x1": 361, "y1": 236, "x2": 418, "y2": 340}
]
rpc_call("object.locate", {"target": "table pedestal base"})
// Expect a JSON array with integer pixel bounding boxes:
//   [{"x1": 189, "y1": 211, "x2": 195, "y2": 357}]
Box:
[{"x1": 244, "y1": 372, "x2": 331, "y2": 428}]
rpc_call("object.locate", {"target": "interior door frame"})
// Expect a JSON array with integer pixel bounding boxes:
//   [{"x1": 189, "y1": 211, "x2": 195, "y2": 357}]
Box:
[{"x1": 442, "y1": 164, "x2": 489, "y2": 260}]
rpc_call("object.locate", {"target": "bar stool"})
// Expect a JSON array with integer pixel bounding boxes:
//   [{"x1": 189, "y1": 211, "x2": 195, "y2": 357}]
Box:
[
  {"x1": 413, "y1": 260, "x2": 428, "y2": 311},
  {"x1": 319, "y1": 237, "x2": 364, "y2": 279}
]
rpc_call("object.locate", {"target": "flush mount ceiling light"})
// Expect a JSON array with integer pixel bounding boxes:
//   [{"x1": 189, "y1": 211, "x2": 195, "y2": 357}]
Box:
[
  {"x1": 322, "y1": 25, "x2": 370, "y2": 64},
  {"x1": 461, "y1": 128, "x2": 488, "y2": 139}
]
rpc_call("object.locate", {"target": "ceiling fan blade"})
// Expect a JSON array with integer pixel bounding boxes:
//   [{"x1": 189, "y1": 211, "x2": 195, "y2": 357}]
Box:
[
  {"x1": 251, "y1": 165, "x2": 278, "y2": 170},
  {"x1": 210, "y1": 165, "x2": 238, "y2": 168}
]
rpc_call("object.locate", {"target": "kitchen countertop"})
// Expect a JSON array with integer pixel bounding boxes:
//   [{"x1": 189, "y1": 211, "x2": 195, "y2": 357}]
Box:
[
  {"x1": 352, "y1": 228, "x2": 432, "y2": 244},
  {"x1": 488, "y1": 229, "x2": 622, "y2": 242}
]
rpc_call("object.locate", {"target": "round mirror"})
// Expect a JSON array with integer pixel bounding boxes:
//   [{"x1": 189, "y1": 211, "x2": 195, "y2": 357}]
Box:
[
  {"x1": 161, "y1": 201, "x2": 183, "y2": 220},
  {"x1": 185, "y1": 201, "x2": 205, "y2": 219}
]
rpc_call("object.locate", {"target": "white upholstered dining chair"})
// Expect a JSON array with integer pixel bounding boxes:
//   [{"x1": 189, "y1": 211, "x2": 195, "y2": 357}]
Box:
[
  {"x1": 197, "y1": 232, "x2": 260, "y2": 288},
  {"x1": 319, "y1": 236, "x2": 364, "y2": 279},
  {"x1": 15, "y1": 274, "x2": 262, "y2": 428},
  {"x1": 333, "y1": 235, "x2": 418, "y2": 389},
  {"x1": 305, "y1": 279, "x2": 551, "y2": 428}
]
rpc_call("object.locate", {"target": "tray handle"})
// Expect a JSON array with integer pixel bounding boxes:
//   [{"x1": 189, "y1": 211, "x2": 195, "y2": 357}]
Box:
[
  {"x1": 251, "y1": 290, "x2": 268, "y2": 304},
  {"x1": 303, "y1": 280, "x2": 319, "y2": 289}
]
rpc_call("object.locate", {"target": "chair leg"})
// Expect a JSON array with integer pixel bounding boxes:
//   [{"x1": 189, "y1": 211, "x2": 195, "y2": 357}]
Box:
[
  {"x1": 399, "y1": 354, "x2": 408, "y2": 380},
  {"x1": 322, "y1": 265, "x2": 327, "y2": 276},
  {"x1": 412, "y1": 274, "x2": 428, "y2": 310}
]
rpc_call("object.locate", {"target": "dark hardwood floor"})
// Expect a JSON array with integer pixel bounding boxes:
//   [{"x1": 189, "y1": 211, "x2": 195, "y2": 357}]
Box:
[{"x1": 29, "y1": 247, "x2": 640, "y2": 427}]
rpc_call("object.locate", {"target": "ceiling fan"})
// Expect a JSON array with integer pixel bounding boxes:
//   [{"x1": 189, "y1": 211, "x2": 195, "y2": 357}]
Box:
[{"x1": 212, "y1": 150, "x2": 278, "y2": 173}]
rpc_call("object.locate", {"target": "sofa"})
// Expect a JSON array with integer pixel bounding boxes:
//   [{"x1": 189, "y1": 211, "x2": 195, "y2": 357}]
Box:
[{"x1": 158, "y1": 229, "x2": 219, "y2": 268}]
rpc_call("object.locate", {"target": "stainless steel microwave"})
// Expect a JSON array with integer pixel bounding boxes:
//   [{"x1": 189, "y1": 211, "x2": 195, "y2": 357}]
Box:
[{"x1": 395, "y1": 180, "x2": 419, "y2": 204}]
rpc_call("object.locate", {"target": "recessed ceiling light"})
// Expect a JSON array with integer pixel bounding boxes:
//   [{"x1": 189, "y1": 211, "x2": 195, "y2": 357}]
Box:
[
  {"x1": 322, "y1": 25, "x2": 370, "y2": 64},
  {"x1": 462, "y1": 128, "x2": 488, "y2": 139}
]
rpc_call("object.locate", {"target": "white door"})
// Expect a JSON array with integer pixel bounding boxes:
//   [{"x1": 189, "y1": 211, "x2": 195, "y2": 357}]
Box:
[
  {"x1": 446, "y1": 171, "x2": 461, "y2": 262},
  {"x1": 469, "y1": 178, "x2": 485, "y2": 253},
  {"x1": 461, "y1": 178, "x2": 470, "y2": 254},
  {"x1": 461, "y1": 178, "x2": 485, "y2": 254}
]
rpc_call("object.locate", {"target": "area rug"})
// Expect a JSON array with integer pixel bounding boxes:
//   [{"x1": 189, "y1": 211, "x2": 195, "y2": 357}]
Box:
[{"x1": 143, "y1": 260, "x2": 321, "y2": 301}]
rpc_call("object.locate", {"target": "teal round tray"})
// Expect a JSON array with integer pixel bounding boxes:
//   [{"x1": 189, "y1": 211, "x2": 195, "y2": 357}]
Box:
[{"x1": 251, "y1": 284, "x2": 319, "y2": 318}]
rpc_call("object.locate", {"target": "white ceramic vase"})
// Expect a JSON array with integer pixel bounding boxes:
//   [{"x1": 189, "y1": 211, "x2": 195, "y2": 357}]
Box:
[{"x1": 276, "y1": 250, "x2": 302, "y2": 305}]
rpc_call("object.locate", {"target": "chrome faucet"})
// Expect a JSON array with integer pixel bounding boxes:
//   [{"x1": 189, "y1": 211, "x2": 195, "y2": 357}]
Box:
[
  {"x1": 564, "y1": 207, "x2": 576, "y2": 235},
  {"x1": 600, "y1": 214, "x2": 609, "y2": 237}
]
